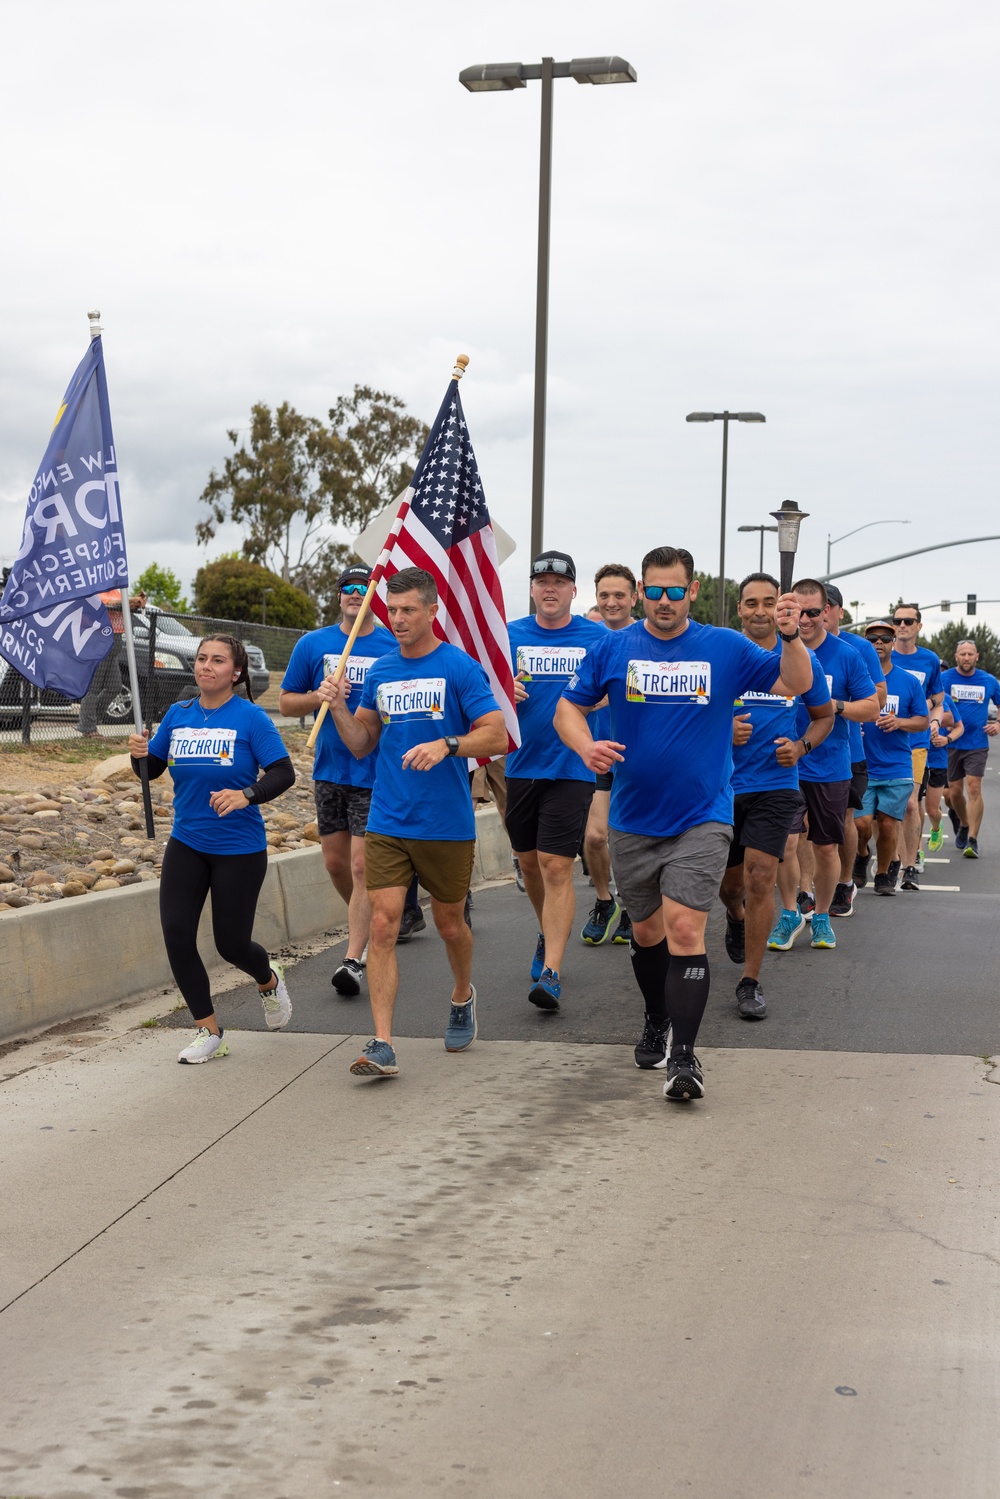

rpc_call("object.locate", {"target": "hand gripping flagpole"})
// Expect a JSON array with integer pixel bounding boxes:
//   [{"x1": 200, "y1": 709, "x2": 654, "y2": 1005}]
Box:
[
  {"x1": 305, "y1": 354, "x2": 470, "y2": 752},
  {"x1": 88, "y1": 309, "x2": 156, "y2": 839}
]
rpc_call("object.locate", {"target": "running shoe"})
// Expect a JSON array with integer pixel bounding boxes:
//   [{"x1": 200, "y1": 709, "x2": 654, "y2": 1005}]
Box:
[
  {"x1": 916, "y1": 848, "x2": 925, "y2": 871},
  {"x1": 736, "y1": 978, "x2": 767, "y2": 1020},
  {"x1": 852, "y1": 847, "x2": 872, "y2": 888},
  {"x1": 260, "y1": 964, "x2": 291, "y2": 1030},
  {"x1": 928, "y1": 827, "x2": 944, "y2": 854},
  {"x1": 767, "y1": 908, "x2": 806, "y2": 950},
  {"x1": 955, "y1": 825, "x2": 969, "y2": 852},
  {"x1": 397, "y1": 905, "x2": 426, "y2": 942},
  {"x1": 809, "y1": 913, "x2": 837, "y2": 948},
  {"x1": 663, "y1": 1049, "x2": 704, "y2": 1101},
  {"x1": 829, "y1": 882, "x2": 856, "y2": 918},
  {"x1": 887, "y1": 858, "x2": 901, "y2": 888},
  {"x1": 964, "y1": 836, "x2": 979, "y2": 859},
  {"x1": 797, "y1": 890, "x2": 816, "y2": 922},
  {"x1": 724, "y1": 912, "x2": 745, "y2": 964},
  {"x1": 611, "y1": 909, "x2": 633, "y2": 944},
  {"x1": 873, "y1": 872, "x2": 897, "y2": 896},
  {"x1": 445, "y1": 985, "x2": 478, "y2": 1052},
  {"x1": 332, "y1": 957, "x2": 364, "y2": 996},
  {"x1": 511, "y1": 852, "x2": 526, "y2": 893},
  {"x1": 530, "y1": 932, "x2": 546, "y2": 982},
  {"x1": 349, "y1": 1039, "x2": 399, "y2": 1077},
  {"x1": 528, "y1": 967, "x2": 561, "y2": 1011},
  {"x1": 178, "y1": 1027, "x2": 229, "y2": 1065},
  {"x1": 581, "y1": 897, "x2": 620, "y2": 945},
  {"x1": 948, "y1": 806, "x2": 962, "y2": 836},
  {"x1": 634, "y1": 1015, "x2": 671, "y2": 1069},
  {"x1": 900, "y1": 865, "x2": 920, "y2": 890}
]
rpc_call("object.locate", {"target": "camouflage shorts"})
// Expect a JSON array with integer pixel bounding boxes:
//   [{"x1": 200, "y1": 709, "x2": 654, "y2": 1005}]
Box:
[{"x1": 314, "y1": 781, "x2": 373, "y2": 838}]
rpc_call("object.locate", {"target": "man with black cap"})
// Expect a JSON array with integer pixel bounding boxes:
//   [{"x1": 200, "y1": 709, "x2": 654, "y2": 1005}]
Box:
[
  {"x1": 279, "y1": 564, "x2": 398, "y2": 995},
  {"x1": 505, "y1": 551, "x2": 605, "y2": 1011}
]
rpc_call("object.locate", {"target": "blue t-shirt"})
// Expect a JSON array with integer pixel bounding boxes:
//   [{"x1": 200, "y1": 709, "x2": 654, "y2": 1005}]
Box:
[
  {"x1": 839, "y1": 632, "x2": 885, "y2": 763},
  {"x1": 928, "y1": 693, "x2": 958, "y2": 770},
  {"x1": 795, "y1": 632, "x2": 876, "y2": 784},
  {"x1": 506, "y1": 614, "x2": 606, "y2": 783},
  {"x1": 941, "y1": 667, "x2": 1000, "y2": 750},
  {"x1": 891, "y1": 646, "x2": 943, "y2": 751},
  {"x1": 359, "y1": 641, "x2": 500, "y2": 841},
  {"x1": 281, "y1": 623, "x2": 397, "y2": 788},
  {"x1": 148, "y1": 696, "x2": 289, "y2": 855},
  {"x1": 731, "y1": 645, "x2": 831, "y2": 794},
  {"x1": 861, "y1": 664, "x2": 927, "y2": 780},
  {"x1": 563, "y1": 618, "x2": 798, "y2": 837}
]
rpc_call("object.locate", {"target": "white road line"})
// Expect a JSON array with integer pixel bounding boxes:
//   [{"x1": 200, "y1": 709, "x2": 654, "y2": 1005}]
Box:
[
  {"x1": 918, "y1": 884, "x2": 962, "y2": 892},
  {"x1": 924, "y1": 857, "x2": 951, "y2": 863}
]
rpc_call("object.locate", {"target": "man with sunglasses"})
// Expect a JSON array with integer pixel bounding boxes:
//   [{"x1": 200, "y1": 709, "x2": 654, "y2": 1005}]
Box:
[
  {"x1": 942, "y1": 639, "x2": 1000, "y2": 857},
  {"x1": 854, "y1": 621, "x2": 929, "y2": 894},
  {"x1": 788, "y1": 579, "x2": 879, "y2": 949},
  {"x1": 505, "y1": 551, "x2": 606, "y2": 1010},
  {"x1": 886, "y1": 604, "x2": 944, "y2": 888},
  {"x1": 555, "y1": 546, "x2": 812, "y2": 1102},
  {"x1": 279, "y1": 564, "x2": 398, "y2": 996}
]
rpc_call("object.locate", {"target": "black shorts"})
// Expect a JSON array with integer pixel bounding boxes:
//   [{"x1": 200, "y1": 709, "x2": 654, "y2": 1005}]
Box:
[
  {"x1": 848, "y1": 760, "x2": 869, "y2": 812},
  {"x1": 505, "y1": 777, "x2": 595, "y2": 859},
  {"x1": 726, "y1": 789, "x2": 803, "y2": 865},
  {"x1": 917, "y1": 763, "x2": 931, "y2": 801},
  {"x1": 926, "y1": 766, "x2": 948, "y2": 789},
  {"x1": 800, "y1": 779, "x2": 851, "y2": 846}
]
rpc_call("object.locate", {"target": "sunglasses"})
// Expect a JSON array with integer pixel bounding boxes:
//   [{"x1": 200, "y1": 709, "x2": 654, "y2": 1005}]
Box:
[
  {"x1": 341, "y1": 583, "x2": 368, "y2": 595},
  {"x1": 643, "y1": 585, "x2": 688, "y2": 601},
  {"x1": 868, "y1": 634, "x2": 895, "y2": 644},
  {"x1": 893, "y1": 616, "x2": 918, "y2": 626},
  {"x1": 799, "y1": 606, "x2": 824, "y2": 619},
  {"x1": 532, "y1": 558, "x2": 573, "y2": 578}
]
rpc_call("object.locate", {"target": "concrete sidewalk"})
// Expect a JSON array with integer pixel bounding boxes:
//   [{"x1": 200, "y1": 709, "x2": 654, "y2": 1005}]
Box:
[{"x1": 1, "y1": 1009, "x2": 997, "y2": 1497}]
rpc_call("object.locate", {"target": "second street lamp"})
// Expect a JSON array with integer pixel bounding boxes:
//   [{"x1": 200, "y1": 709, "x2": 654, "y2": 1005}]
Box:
[
  {"x1": 737, "y1": 523, "x2": 779, "y2": 573},
  {"x1": 686, "y1": 411, "x2": 766, "y2": 626}
]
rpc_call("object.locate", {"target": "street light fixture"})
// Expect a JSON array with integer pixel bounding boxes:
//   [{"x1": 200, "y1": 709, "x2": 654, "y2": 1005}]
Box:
[
  {"x1": 769, "y1": 500, "x2": 809, "y2": 594},
  {"x1": 737, "y1": 523, "x2": 779, "y2": 573},
  {"x1": 686, "y1": 411, "x2": 766, "y2": 626},
  {"x1": 461, "y1": 56, "x2": 637, "y2": 605},
  {"x1": 826, "y1": 519, "x2": 909, "y2": 576}
]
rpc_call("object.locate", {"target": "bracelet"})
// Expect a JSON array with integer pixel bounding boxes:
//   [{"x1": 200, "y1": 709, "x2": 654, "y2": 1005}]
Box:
[{"x1": 778, "y1": 628, "x2": 800, "y2": 642}]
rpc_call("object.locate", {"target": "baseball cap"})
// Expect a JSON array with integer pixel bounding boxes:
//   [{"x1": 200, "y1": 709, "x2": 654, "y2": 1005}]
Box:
[
  {"x1": 530, "y1": 550, "x2": 576, "y2": 582},
  {"x1": 338, "y1": 564, "x2": 372, "y2": 590},
  {"x1": 864, "y1": 618, "x2": 897, "y2": 638},
  {"x1": 825, "y1": 584, "x2": 844, "y2": 608}
]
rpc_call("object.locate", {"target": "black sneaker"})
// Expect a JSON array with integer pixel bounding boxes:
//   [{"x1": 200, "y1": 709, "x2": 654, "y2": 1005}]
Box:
[
  {"x1": 830, "y1": 882, "x2": 856, "y2": 917},
  {"x1": 724, "y1": 912, "x2": 745, "y2": 964},
  {"x1": 886, "y1": 858, "x2": 901, "y2": 889},
  {"x1": 852, "y1": 847, "x2": 872, "y2": 888},
  {"x1": 397, "y1": 905, "x2": 426, "y2": 943},
  {"x1": 797, "y1": 890, "x2": 815, "y2": 922},
  {"x1": 634, "y1": 1015, "x2": 671, "y2": 1069},
  {"x1": 873, "y1": 871, "x2": 897, "y2": 896},
  {"x1": 736, "y1": 978, "x2": 767, "y2": 1020},
  {"x1": 964, "y1": 836, "x2": 979, "y2": 859},
  {"x1": 955, "y1": 825, "x2": 970, "y2": 851},
  {"x1": 332, "y1": 957, "x2": 364, "y2": 996},
  {"x1": 900, "y1": 865, "x2": 920, "y2": 890},
  {"x1": 663, "y1": 1049, "x2": 704, "y2": 1101}
]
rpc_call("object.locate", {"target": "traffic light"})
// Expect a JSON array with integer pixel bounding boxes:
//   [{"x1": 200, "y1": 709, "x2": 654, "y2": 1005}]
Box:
[
  {"x1": 967, "y1": 594, "x2": 977, "y2": 616},
  {"x1": 941, "y1": 599, "x2": 951, "y2": 612}
]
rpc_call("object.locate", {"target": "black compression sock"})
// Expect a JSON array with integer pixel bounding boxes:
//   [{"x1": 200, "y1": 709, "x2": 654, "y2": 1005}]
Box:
[
  {"x1": 629, "y1": 938, "x2": 670, "y2": 1025},
  {"x1": 664, "y1": 954, "x2": 711, "y2": 1051}
]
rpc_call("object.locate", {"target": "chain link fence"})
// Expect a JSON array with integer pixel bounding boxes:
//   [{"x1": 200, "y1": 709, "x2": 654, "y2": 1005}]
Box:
[{"x1": 0, "y1": 610, "x2": 307, "y2": 747}]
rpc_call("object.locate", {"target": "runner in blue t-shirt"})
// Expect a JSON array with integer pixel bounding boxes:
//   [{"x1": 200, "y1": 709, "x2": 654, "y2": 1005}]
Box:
[
  {"x1": 320, "y1": 566, "x2": 506, "y2": 1079},
  {"x1": 889, "y1": 602, "x2": 945, "y2": 889},
  {"x1": 280, "y1": 564, "x2": 399, "y2": 996},
  {"x1": 505, "y1": 551, "x2": 606, "y2": 1013},
  {"x1": 556, "y1": 545, "x2": 814, "y2": 1103},
  {"x1": 942, "y1": 639, "x2": 1000, "y2": 857},
  {"x1": 925, "y1": 691, "x2": 963, "y2": 852},
  {"x1": 719, "y1": 573, "x2": 833, "y2": 1021},
  {"x1": 128, "y1": 634, "x2": 295, "y2": 1065},
  {"x1": 853, "y1": 622, "x2": 929, "y2": 895}
]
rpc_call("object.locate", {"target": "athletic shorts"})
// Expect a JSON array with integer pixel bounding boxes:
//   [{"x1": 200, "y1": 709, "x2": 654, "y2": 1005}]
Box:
[
  {"x1": 314, "y1": 781, "x2": 372, "y2": 838},
  {"x1": 859, "y1": 777, "x2": 912, "y2": 823},
  {"x1": 848, "y1": 759, "x2": 869, "y2": 812},
  {"x1": 595, "y1": 770, "x2": 614, "y2": 793},
  {"x1": 609, "y1": 822, "x2": 733, "y2": 919},
  {"x1": 927, "y1": 766, "x2": 948, "y2": 789},
  {"x1": 364, "y1": 833, "x2": 475, "y2": 905},
  {"x1": 726, "y1": 789, "x2": 803, "y2": 865},
  {"x1": 910, "y1": 748, "x2": 928, "y2": 786},
  {"x1": 799, "y1": 779, "x2": 851, "y2": 846},
  {"x1": 505, "y1": 777, "x2": 595, "y2": 859},
  {"x1": 948, "y1": 746, "x2": 989, "y2": 782}
]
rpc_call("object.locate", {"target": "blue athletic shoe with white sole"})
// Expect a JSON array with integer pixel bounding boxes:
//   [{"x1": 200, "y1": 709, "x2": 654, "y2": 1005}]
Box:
[
  {"x1": 528, "y1": 967, "x2": 561, "y2": 1011},
  {"x1": 350, "y1": 1039, "x2": 399, "y2": 1077},
  {"x1": 767, "y1": 909, "x2": 806, "y2": 950},
  {"x1": 809, "y1": 913, "x2": 837, "y2": 949},
  {"x1": 445, "y1": 985, "x2": 478, "y2": 1052}
]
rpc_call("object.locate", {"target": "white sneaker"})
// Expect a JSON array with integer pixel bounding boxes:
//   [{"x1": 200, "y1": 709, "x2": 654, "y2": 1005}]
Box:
[
  {"x1": 178, "y1": 1027, "x2": 229, "y2": 1064},
  {"x1": 260, "y1": 963, "x2": 292, "y2": 1030}
]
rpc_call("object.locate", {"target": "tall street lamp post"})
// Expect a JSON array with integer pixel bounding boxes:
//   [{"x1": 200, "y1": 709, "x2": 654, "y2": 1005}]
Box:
[
  {"x1": 737, "y1": 523, "x2": 779, "y2": 573},
  {"x1": 461, "y1": 57, "x2": 637, "y2": 604},
  {"x1": 686, "y1": 411, "x2": 766, "y2": 626}
]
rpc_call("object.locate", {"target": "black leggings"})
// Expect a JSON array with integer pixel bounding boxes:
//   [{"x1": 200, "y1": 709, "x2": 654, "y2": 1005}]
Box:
[{"x1": 159, "y1": 837, "x2": 272, "y2": 1023}]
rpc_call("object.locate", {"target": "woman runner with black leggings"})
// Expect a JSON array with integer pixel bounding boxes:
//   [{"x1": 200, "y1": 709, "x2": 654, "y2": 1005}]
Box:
[{"x1": 129, "y1": 634, "x2": 296, "y2": 1063}]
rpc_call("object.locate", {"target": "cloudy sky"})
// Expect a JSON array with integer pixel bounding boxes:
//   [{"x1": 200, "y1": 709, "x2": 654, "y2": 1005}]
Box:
[{"x1": 1, "y1": 0, "x2": 997, "y2": 634}]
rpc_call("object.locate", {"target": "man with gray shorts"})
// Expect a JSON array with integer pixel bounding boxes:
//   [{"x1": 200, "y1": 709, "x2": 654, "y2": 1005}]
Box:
[{"x1": 556, "y1": 545, "x2": 811, "y2": 1102}]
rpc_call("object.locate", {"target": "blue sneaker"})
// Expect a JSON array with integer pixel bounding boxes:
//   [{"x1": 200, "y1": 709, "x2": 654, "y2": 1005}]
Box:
[
  {"x1": 810, "y1": 913, "x2": 837, "y2": 949},
  {"x1": 349, "y1": 1039, "x2": 399, "y2": 1077},
  {"x1": 581, "y1": 897, "x2": 620, "y2": 945},
  {"x1": 445, "y1": 985, "x2": 478, "y2": 1052},
  {"x1": 530, "y1": 932, "x2": 546, "y2": 982},
  {"x1": 766, "y1": 909, "x2": 806, "y2": 950},
  {"x1": 528, "y1": 967, "x2": 561, "y2": 1011},
  {"x1": 611, "y1": 909, "x2": 632, "y2": 944}
]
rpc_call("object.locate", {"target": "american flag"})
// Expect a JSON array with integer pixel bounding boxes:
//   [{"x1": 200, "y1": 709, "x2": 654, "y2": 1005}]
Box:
[{"x1": 369, "y1": 377, "x2": 520, "y2": 751}]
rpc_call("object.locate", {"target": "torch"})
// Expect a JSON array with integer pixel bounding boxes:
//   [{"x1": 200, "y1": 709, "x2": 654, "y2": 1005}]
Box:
[{"x1": 769, "y1": 500, "x2": 809, "y2": 596}]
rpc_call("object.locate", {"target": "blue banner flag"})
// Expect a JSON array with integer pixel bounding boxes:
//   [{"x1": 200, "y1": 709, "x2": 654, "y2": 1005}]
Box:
[{"x1": 0, "y1": 335, "x2": 129, "y2": 698}]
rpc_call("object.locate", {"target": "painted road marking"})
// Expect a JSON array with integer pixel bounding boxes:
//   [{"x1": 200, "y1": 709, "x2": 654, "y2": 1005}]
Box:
[{"x1": 918, "y1": 884, "x2": 962, "y2": 892}]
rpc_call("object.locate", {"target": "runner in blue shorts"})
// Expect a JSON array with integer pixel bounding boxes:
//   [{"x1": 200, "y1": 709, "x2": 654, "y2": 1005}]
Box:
[{"x1": 853, "y1": 621, "x2": 928, "y2": 893}]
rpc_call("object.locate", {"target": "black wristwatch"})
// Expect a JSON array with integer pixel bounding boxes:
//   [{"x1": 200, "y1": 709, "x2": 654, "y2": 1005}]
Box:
[
  {"x1": 834, "y1": 699, "x2": 845, "y2": 716},
  {"x1": 778, "y1": 628, "x2": 800, "y2": 642},
  {"x1": 242, "y1": 785, "x2": 258, "y2": 804},
  {"x1": 799, "y1": 736, "x2": 812, "y2": 755},
  {"x1": 444, "y1": 736, "x2": 461, "y2": 757}
]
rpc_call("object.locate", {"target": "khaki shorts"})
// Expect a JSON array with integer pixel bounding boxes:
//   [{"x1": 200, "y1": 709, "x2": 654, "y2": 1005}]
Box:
[
  {"x1": 910, "y1": 747, "x2": 928, "y2": 784},
  {"x1": 364, "y1": 833, "x2": 475, "y2": 905}
]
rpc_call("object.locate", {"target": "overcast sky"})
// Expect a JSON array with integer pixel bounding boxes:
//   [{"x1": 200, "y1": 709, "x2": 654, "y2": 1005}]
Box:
[{"x1": 2, "y1": 0, "x2": 997, "y2": 636}]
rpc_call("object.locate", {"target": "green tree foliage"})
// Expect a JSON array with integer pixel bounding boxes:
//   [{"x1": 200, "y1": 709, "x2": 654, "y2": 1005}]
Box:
[
  {"x1": 689, "y1": 572, "x2": 741, "y2": 629},
  {"x1": 928, "y1": 620, "x2": 1000, "y2": 676},
  {"x1": 134, "y1": 563, "x2": 189, "y2": 613},
  {"x1": 193, "y1": 558, "x2": 316, "y2": 630}
]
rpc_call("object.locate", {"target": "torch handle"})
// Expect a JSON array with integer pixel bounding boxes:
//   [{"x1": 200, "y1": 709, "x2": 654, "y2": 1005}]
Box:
[{"x1": 779, "y1": 552, "x2": 794, "y2": 596}]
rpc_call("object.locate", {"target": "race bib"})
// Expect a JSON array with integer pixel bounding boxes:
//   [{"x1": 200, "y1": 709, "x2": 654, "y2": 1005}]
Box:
[
  {"x1": 627, "y1": 660, "x2": 711, "y2": 705},
  {"x1": 881, "y1": 695, "x2": 900, "y2": 716},
  {"x1": 323, "y1": 653, "x2": 379, "y2": 687},
  {"x1": 952, "y1": 683, "x2": 985, "y2": 703},
  {"x1": 737, "y1": 691, "x2": 795, "y2": 709},
  {"x1": 516, "y1": 645, "x2": 588, "y2": 682},
  {"x1": 903, "y1": 668, "x2": 927, "y2": 686},
  {"x1": 168, "y1": 727, "x2": 238, "y2": 766},
  {"x1": 376, "y1": 677, "x2": 447, "y2": 723}
]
